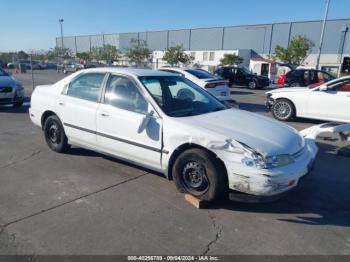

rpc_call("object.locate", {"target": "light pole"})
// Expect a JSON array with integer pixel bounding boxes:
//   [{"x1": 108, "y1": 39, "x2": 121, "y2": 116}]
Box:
[
  {"x1": 59, "y1": 19, "x2": 64, "y2": 63},
  {"x1": 316, "y1": 0, "x2": 330, "y2": 70}
]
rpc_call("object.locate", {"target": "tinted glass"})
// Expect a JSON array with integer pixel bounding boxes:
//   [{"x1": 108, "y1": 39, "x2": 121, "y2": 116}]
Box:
[
  {"x1": 67, "y1": 73, "x2": 105, "y2": 102},
  {"x1": 140, "y1": 76, "x2": 226, "y2": 117},
  {"x1": 185, "y1": 69, "x2": 213, "y2": 79},
  {"x1": 105, "y1": 75, "x2": 148, "y2": 114}
]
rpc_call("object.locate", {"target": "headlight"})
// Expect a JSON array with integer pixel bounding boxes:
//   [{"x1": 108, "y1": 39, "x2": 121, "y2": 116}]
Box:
[{"x1": 242, "y1": 152, "x2": 294, "y2": 169}]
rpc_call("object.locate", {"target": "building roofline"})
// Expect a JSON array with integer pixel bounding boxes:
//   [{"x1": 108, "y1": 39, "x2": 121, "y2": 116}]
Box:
[{"x1": 57, "y1": 17, "x2": 350, "y2": 39}]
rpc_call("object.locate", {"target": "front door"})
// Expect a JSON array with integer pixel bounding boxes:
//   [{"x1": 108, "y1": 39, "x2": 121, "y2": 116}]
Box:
[
  {"x1": 56, "y1": 72, "x2": 106, "y2": 147},
  {"x1": 96, "y1": 74, "x2": 162, "y2": 170},
  {"x1": 307, "y1": 79, "x2": 350, "y2": 122}
]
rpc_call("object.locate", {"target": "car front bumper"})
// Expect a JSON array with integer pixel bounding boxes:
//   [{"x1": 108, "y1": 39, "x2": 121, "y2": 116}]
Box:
[
  {"x1": 0, "y1": 89, "x2": 24, "y2": 105},
  {"x1": 221, "y1": 139, "x2": 317, "y2": 198}
]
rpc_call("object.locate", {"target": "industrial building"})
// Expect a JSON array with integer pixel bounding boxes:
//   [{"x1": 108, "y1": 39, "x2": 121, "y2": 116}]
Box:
[{"x1": 57, "y1": 18, "x2": 350, "y2": 78}]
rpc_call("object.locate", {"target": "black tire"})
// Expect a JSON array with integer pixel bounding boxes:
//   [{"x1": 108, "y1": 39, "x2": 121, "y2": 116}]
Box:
[
  {"x1": 271, "y1": 99, "x2": 295, "y2": 121},
  {"x1": 43, "y1": 115, "x2": 70, "y2": 153},
  {"x1": 172, "y1": 148, "x2": 227, "y2": 202},
  {"x1": 247, "y1": 80, "x2": 257, "y2": 89}
]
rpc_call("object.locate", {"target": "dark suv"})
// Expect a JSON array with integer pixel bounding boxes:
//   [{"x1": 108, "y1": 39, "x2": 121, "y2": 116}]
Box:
[
  {"x1": 283, "y1": 69, "x2": 335, "y2": 87},
  {"x1": 214, "y1": 66, "x2": 270, "y2": 89}
]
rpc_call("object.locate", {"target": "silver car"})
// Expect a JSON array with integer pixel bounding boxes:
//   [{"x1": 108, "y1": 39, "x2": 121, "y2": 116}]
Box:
[{"x1": 0, "y1": 68, "x2": 25, "y2": 107}]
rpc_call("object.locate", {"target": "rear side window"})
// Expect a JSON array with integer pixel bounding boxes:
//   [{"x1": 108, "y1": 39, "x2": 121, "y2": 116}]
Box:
[
  {"x1": 67, "y1": 73, "x2": 105, "y2": 102},
  {"x1": 104, "y1": 75, "x2": 148, "y2": 114}
]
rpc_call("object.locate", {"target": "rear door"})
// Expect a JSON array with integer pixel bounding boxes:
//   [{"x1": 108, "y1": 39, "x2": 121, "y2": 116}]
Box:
[
  {"x1": 96, "y1": 74, "x2": 162, "y2": 170},
  {"x1": 56, "y1": 72, "x2": 106, "y2": 147}
]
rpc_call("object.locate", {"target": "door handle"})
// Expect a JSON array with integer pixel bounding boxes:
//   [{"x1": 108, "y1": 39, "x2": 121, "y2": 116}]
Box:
[
  {"x1": 58, "y1": 101, "x2": 65, "y2": 106},
  {"x1": 100, "y1": 112, "x2": 110, "y2": 117}
]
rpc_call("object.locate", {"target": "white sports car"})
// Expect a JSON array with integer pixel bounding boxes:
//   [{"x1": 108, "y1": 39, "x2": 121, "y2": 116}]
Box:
[
  {"x1": 30, "y1": 68, "x2": 346, "y2": 202},
  {"x1": 266, "y1": 76, "x2": 350, "y2": 123}
]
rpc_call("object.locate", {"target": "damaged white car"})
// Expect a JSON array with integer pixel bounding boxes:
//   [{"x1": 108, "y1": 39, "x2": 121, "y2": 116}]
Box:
[{"x1": 29, "y1": 68, "x2": 346, "y2": 202}]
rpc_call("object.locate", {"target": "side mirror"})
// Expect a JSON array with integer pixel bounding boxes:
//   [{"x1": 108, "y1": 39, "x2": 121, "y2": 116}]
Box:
[{"x1": 138, "y1": 110, "x2": 155, "y2": 133}]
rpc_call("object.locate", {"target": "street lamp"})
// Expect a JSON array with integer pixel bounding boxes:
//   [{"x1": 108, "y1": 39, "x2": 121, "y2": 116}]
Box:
[
  {"x1": 59, "y1": 19, "x2": 64, "y2": 62},
  {"x1": 316, "y1": 0, "x2": 330, "y2": 70}
]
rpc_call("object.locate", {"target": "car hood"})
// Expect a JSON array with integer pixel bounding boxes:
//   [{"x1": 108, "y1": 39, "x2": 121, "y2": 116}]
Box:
[
  {"x1": 0, "y1": 76, "x2": 19, "y2": 87},
  {"x1": 181, "y1": 109, "x2": 304, "y2": 156},
  {"x1": 266, "y1": 87, "x2": 308, "y2": 94}
]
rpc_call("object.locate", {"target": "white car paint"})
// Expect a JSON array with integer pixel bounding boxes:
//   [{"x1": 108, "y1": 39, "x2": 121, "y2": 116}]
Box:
[
  {"x1": 266, "y1": 76, "x2": 350, "y2": 123},
  {"x1": 158, "y1": 67, "x2": 232, "y2": 102},
  {"x1": 30, "y1": 68, "x2": 345, "y2": 199}
]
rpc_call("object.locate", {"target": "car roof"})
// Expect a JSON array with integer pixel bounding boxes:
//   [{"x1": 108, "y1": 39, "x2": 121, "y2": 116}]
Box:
[
  {"x1": 77, "y1": 67, "x2": 176, "y2": 77},
  {"x1": 159, "y1": 67, "x2": 202, "y2": 72}
]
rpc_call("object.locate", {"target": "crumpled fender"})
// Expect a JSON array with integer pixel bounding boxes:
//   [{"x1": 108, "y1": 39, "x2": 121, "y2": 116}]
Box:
[{"x1": 300, "y1": 122, "x2": 350, "y2": 141}]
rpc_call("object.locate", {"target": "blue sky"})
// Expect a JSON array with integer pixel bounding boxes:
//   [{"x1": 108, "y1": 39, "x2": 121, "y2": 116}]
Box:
[{"x1": 0, "y1": 0, "x2": 349, "y2": 52}]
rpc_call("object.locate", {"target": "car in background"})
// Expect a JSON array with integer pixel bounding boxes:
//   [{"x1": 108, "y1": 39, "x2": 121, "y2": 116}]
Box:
[
  {"x1": 0, "y1": 68, "x2": 24, "y2": 106},
  {"x1": 266, "y1": 76, "x2": 350, "y2": 122},
  {"x1": 214, "y1": 66, "x2": 270, "y2": 89},
  {"x1": 278, "y1": 69, "x2": 335, "y2": 87},
  {"x1": 57, "y1": 63, "x2": 84, "y2": 74},
  {"x1": 30, "y1": 68, "x2": 318, "y2": 202},
  {"x1": 158, "y1": 67, "x2": 236, "y2": 107}
]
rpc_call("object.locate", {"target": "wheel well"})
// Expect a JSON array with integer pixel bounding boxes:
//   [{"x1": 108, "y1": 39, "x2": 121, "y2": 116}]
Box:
[
  {"x1": 167, "y1": 143, "x2": 228, "y2": 187},
  {"x1": 41, "y1": 111, "x2": 56, "y2": 129},
  {"x1": 275, "y1": 98, "x2": 297, "y2": 116}
]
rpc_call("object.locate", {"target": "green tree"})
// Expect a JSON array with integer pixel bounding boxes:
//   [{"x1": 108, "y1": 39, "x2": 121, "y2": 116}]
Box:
[
  {"x1": 46, "y1": 47, "x2": 72, "y2": 61},
  {"x1": 17, "y1": 51, "x2": 29, "y2": 60},
  {"x1": 274, "y1": 35, "x2": 314, "y2": 66},
  {"x1": 125, "y1": 39, "x2": 151, "y2": 65},
  {"x1": 91, "y1": 44, "x2": 120, "y2": 61},
  {"x1": 220, "y1": 53, "x2": 244, "y2": 66},
  {"x1": 76, "y1": 52, "x2": 91, "y2": 61},
  {"x1": 163, "y1": 45, "x2": 193, "y2": 66}
]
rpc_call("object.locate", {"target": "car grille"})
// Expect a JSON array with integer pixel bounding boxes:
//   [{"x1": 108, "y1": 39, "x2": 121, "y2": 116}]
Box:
[
  {"x1": 0, "y1": 98, "x2": 13, "y2": 103},
  {"x1": 0, "y1": 87, "x2": 13, "y2": 93}
]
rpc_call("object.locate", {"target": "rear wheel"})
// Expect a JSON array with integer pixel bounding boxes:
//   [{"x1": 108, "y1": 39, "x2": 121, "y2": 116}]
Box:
[
  {"x1": 271, "y1": 99, "x2": 295, "y2": 121},
  {"x1": 172, "y1": 148, "x2": 227, "y2": 202},
  {"x1": 247, "y1": 80, "x2": 257, "y2": 89},
  {"x1": 44, "y1": 115, "x2": 70, "y2": 153}
]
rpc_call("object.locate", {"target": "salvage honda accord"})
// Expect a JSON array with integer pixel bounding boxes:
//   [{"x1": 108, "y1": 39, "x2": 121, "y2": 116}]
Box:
[{"x1": 30, "y1": 68, "x2": 319, "y2": 202}]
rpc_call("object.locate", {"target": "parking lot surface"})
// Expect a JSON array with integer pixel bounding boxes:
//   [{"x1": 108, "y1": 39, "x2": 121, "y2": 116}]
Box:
[{"x1": 0, "y1": 70, "x2": 350, "y2": 255}]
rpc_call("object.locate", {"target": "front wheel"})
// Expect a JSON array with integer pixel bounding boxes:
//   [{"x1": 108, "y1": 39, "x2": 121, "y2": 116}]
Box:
[
  {"x1": 44, "y1": 115, "x2": 70, "y2": 153},
  {"x1": 172, "y1": 148, "x2": 227, "y2": 202},
  {"x1": 271, "y1": 99, "x2": 295, "y2": 121}
]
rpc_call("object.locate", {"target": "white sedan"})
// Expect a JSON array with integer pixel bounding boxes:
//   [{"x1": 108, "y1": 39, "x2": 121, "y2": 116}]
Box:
[
  {"x1": 30, "y1": 68, "x2": 323, "y2": 202},
  {"x1": 266, "y1": 76, "x2": 350, "y2": 123},
  {"x1": 158, "y1": 67, "x2": 236, "y2": 107}
]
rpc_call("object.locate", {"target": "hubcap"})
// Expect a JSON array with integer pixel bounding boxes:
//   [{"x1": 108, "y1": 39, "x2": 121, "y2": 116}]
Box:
[
  {"x1": 248, "y1": 82, "x2": 256, "y2": 89},
  {"x1": 48, "y1": 122, "x2": 60, "y2": 144},
  {"x1": 274, "y1": 102, "x2": 291, "y2": 119},
  {"x1": 182, "y1": 161, "x2": 209, "y2": 195}
]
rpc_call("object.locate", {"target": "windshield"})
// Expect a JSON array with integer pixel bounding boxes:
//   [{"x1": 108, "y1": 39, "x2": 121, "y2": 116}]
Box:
[
  {"x1": 0, "y1": 68, "x2": 9, "y2": 76},
  {"x1": 185, "y1": 69, "x2": 214, "y2": 79},
  {"x1": 139, "y1": 76, "x2": 227, "y2": 117}
]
